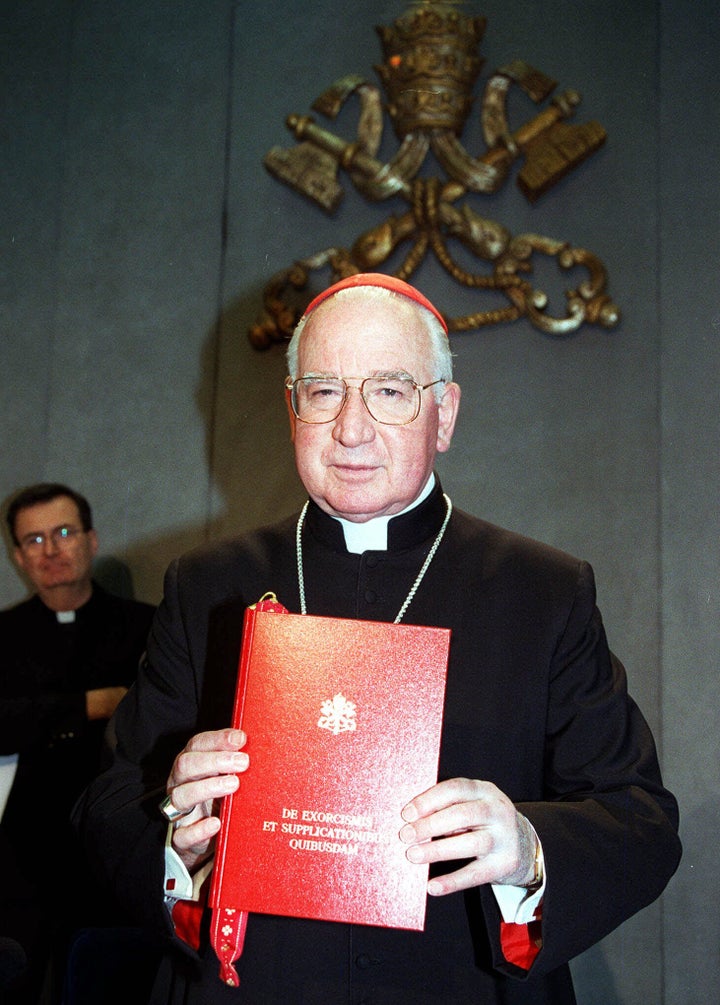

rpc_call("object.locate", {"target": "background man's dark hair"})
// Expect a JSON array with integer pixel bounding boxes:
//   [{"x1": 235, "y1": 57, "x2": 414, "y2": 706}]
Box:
[{"x1": 6, "y1": 483, "x2": 93, "y2": 546}]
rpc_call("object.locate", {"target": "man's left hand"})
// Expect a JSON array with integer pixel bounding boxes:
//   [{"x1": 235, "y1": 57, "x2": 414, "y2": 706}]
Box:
[{"x1": 399, "y1": 777, "x2": 537, "y2": 895}]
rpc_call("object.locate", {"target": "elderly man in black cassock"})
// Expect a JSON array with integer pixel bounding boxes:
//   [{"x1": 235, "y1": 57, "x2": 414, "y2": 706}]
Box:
[{"x1": 76, "y1": 274, "x2": 680, "y2": 1004}]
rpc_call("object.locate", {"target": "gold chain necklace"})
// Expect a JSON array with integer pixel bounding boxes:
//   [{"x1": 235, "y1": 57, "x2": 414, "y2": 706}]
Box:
[{"x1": 295, "y1": 494, "x2": 452, "y2": 624}]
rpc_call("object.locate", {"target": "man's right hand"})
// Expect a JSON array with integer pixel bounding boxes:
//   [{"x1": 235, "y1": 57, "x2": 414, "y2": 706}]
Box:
[
  {"x1": 86, "y1": 685, "x2": 128, "y2": 721},
  {"x1": 165, "y1": 728, "x2": 249, "y2": 871}
]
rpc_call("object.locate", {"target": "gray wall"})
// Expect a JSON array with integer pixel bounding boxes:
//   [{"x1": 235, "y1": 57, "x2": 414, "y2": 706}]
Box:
[{"x1": 2, "y1": 2, "x2": 717, "y2": 1001}]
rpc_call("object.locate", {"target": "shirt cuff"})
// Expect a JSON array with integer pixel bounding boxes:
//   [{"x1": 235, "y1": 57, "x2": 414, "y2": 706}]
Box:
[
  {"x1": 491, "y1": 828, "x2": 546, "y2": 925},
  {"x1": 163, "y1": 823, "x2": 214, "y2": 903}
]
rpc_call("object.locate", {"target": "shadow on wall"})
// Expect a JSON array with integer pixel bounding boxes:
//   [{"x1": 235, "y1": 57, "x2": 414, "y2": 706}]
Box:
[
  {"x1": 92, "y1": 556, "x2": 136, "y2": 599},
  {"x1": 118, "y1": 283, "x2": 306, "y2": 603},
  {"x1": 570, "y1": 944, "x2": 622, "y2": 1005},
  {"x1": 0, "y1": 285, "x2": 303, "y2": 608}
]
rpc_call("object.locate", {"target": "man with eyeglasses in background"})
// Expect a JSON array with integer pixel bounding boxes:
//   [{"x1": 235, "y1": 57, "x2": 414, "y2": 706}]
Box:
[
  {"x1": 0, "y1": 482, "x2": 155, "y2": 1003},
  {"x1": 77, "y1": 275, "x2": 680, "y2": 1004}
]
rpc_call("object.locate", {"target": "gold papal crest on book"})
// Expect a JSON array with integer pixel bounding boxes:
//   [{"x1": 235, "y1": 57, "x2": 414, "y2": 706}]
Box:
[{"x1": 318, "y1": 694, "x2": 357, "y2": 735}]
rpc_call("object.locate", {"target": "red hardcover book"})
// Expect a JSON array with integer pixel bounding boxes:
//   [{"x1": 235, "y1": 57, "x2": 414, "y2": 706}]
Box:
[{"x1": 209, "y1": 595, "x2": 450, "y2": 985}]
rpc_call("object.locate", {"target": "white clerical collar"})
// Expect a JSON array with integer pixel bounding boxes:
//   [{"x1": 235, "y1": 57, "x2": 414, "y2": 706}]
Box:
[
  {"x1": 56, "y1": 610, "x2": 76, "y2": 623},
  {"x1": 337, "y1": 475, "x2": 436, "y2": 554}
]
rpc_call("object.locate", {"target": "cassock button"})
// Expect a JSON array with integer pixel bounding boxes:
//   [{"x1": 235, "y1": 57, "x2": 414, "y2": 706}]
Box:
[
  {"x1": 364, "y1": 590, "x2": 377, "y2": 603},
  {"x1": 354, "y1": 953, "x2": 382, "y2": 970}
]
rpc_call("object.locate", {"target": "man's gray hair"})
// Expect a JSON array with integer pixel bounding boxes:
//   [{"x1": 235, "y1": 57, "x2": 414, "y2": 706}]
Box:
[{"x1": 286, "y1": 286, "x2": 453, "y2": 401}]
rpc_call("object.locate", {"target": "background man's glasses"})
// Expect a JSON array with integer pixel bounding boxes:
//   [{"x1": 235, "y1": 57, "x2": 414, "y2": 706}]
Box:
[
  {"x1": 286, "y1": 376, "x2": 445, "y2": 425},
  {"x1": 19, "y1": 525, "x2": 86, "y2": 553}
]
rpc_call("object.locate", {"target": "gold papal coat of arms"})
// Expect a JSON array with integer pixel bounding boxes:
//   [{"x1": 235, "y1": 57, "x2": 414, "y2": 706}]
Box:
[{"x1": 250, "y1": 1, "x2": 619, "y2": 347}]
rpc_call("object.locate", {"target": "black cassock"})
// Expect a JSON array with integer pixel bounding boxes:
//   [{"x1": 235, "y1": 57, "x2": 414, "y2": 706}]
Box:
[{"x1": 76, "y1": 482, "x2": 680, "y2": 1004}]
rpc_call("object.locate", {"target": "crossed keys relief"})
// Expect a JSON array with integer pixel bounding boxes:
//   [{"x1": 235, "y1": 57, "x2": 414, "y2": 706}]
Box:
[{"x1": 249, "y1": 0, "x2": 620, "y2": 348}]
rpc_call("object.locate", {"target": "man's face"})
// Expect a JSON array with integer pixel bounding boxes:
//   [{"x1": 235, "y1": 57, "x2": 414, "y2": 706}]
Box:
[
  {"x1": 13, "y1": 496, "x2": 97, "y2": 598},
  {"x1": 289, "y1": 293, "x2": 460, "y2": 522}
]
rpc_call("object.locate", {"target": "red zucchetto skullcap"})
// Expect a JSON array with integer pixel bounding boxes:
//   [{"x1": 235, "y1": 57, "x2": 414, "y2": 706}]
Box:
[{"x1": 303, "y1": 273, "x2": 448, "y2": 335}]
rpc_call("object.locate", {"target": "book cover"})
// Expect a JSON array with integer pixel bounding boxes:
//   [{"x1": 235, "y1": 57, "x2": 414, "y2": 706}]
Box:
[{"x1": 209, "y1": 601, "x2": 451, "y2": 936}]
